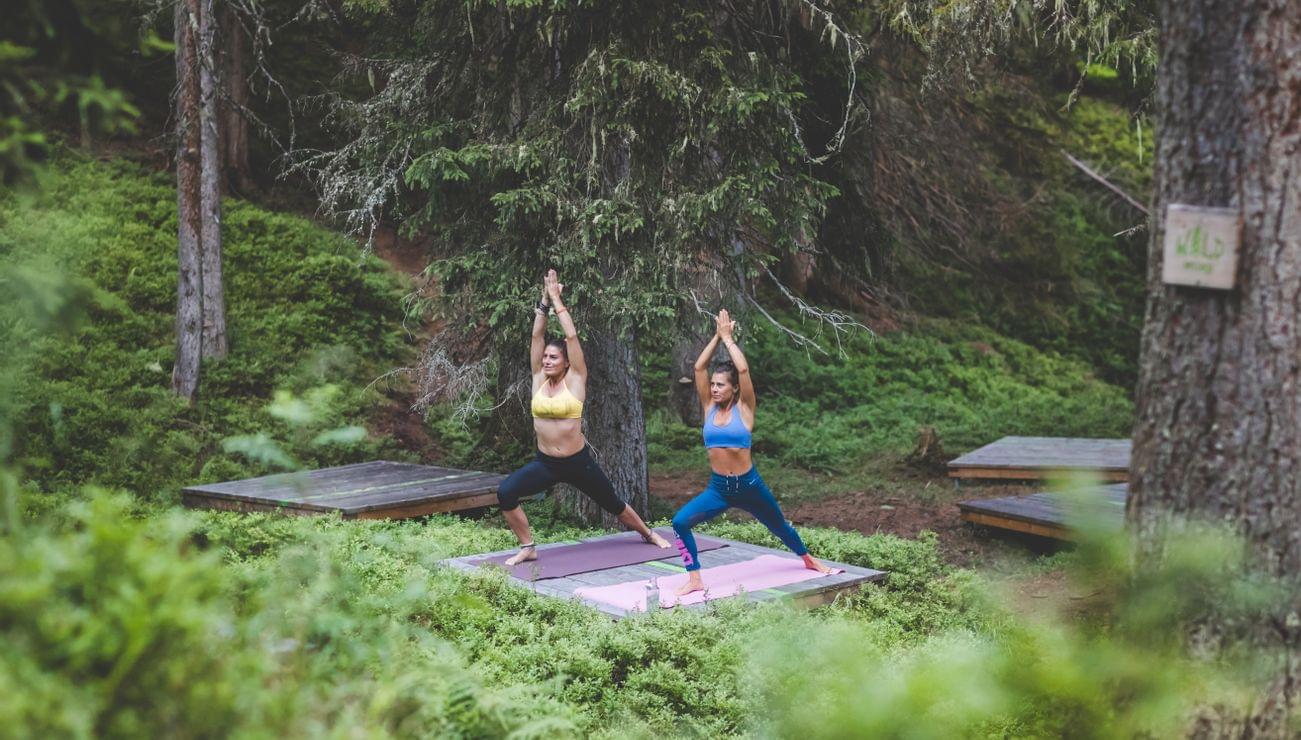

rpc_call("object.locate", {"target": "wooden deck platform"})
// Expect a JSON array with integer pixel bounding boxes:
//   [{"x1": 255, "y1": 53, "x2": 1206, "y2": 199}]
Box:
[
  {"x1": 958, "y1": 483, "x2": 1128, "y2": 540},
  {"x1": 947, "y1": 436, "x2": 1131, "y2": 481},
  {"x1": 181, "y1": 460, "x2": 506, "y2": 519},
  {"x1": 442, "y1": 532, "x2": 887, "y2": 619}
]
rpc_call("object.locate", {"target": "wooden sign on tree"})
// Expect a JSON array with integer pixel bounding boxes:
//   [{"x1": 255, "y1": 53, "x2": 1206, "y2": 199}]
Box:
[{"x1": 1161, "y1": 204, "x2": 1240, "y2": 289}]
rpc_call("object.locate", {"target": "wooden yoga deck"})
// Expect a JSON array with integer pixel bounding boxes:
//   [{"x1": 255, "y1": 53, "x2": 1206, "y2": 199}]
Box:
[
  {"x1": 181, "y1": 460, "x2": 506, "y2": 519},
  {"x1": 958, "y1": 483, "x2": 1128, "y2": 540},
  {"x1": 947, "y1": 436, "x2": 1131, "y2": 482},
  {"x1": 442, "y1": 532, "x2": 887, "y2": 619}
]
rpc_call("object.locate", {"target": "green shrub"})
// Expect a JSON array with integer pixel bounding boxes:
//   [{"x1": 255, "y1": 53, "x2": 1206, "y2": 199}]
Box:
[
  {"x1": 1, "y1": 481, "x2": 578, "y2": 738},
  {"x1": 0, "y1": 154, "x2": 411, "y2": 496},
  {"x1": 0, "y1": 488, "x2": 249, "y2": 736},
  {"x1": 649, "y1": 314, "x2": 1133, "y2": 477}
]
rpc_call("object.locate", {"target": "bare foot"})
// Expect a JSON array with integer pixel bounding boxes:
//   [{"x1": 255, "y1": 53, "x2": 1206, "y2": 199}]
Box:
[
  {"x1": 803, "y1": 554, "x2": 835, "y2": 574},
  {"x1": 505, "y1": 544, "x2": 537, "y2": 566},
  {"x1": 643, "y1": 530, "x2": 672, "y2": 549},
  {"x1": 675, "y1": 573, "x2": 705, "y2": 597}
]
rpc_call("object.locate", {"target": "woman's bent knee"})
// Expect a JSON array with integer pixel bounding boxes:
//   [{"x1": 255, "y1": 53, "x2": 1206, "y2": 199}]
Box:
[{"x1": 671, "y1": 512, "x2": 692, "y2": 533}]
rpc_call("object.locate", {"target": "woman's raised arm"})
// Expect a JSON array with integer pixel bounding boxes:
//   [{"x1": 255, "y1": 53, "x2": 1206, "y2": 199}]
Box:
[
  {"x1": 716, "y1": 309, "x2": 755, "y2": 410},
  {"x1": 529, "y1": 282, "x2": 548, "y2": 375},
  {"x1": 545, "y1": 269, "x2": 587, "y2": 378},
  {"x1": 693, "y1": 332, "x2": 721, "y2": 412}
]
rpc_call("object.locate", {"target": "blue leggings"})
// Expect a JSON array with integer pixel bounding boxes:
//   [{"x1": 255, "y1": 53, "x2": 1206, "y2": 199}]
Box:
[{"x1": 670, "y1": 467, "x2": 808, "y2": 571}]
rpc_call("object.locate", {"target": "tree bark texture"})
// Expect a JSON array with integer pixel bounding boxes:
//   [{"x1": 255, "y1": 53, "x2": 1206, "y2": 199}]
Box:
[
  {"x1": 1131, "y1": 0, "x2": 1300, "y2": 734},
  {"x1": 558, "y1": 330, "x2": 649, "y2": 527},
  {"x1": 198, "y1": 0, "x2": 228, "y2": 359},
  {"x1": 669, "y1": 334, "x2": 708, "y2": 426},
  {"x1": 668, "y1": 241, "x2": 749, "y2": 426},
  {"x1": 171, "y1": 0, "x2": 204, "y2": 402},
  {"x1": 217, "y1": 2, "x2": 252, "y2": 194}
]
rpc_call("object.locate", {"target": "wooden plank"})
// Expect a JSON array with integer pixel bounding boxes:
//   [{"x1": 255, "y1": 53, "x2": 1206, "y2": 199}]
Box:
[
  {"x1": 185, "y1": 461, "x2": 407, "y2": 497},
  {"x1": 180, "y1": 492, "x2": 334, "y2": 515},
  {"x1": 191, "y1": 462, "x2": 469, "y2": 499},
  {"x1": 948, "y1": 467, "x2": 1129, "y2": 481},
  {"x1": 348, "y1": 491, "x2": 502, "y2": 519},
  {"x1": 958, "y1": 483, "x2": 1129, "y2": 541},
  {"x1": 959, "y1": 510, "x2": 1073, "y2": 540},
  {"x1": 329, "y1": 474, "x2": 505, "y2": 511},
  {"x1": 182, "y1": 488, "x2": 503, "y2": 519},
  {"x1": 440, "y1": 534, "x2": 885, "y2": 619},
  {"x1": 948, "y1": 436, "x2": 1131, "y2": 482},
  {"x1": 181, "y1": 460, "x2": 506, "y2": 520},
  {"x1": 291, "y1": 470, "x2": 500, "y2": 504}
]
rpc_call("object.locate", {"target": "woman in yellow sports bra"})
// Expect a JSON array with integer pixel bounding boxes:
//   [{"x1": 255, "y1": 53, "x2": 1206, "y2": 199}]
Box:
[{"x1": 496, "y1": 269, "x2": 670, "y2": 565}]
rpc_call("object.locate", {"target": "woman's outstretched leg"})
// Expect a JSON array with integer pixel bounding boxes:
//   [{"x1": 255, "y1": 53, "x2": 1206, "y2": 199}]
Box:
[
  {"x1": 617, "y1": 505, "x2": 671, "y2": 548},
  {"x1": 497, "y1": 459, "x2": 556, "y2": 565},
  {"x1": 670, "y1": 486, "x2": 730, "y2": 595},
  {"x1": 566, "y1": 447, "x2": 670, "y2": 548},
  {"x1": 734, "y1": 472, "x2": 834, "y2": 574}
]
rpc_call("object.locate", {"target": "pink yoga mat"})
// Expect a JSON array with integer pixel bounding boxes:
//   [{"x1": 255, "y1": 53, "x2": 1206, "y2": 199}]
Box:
[
  {"x1": 574, "y1": 555, "x2": 844, "y2": 612},
  {"x1": 468, "y1": 529, "x2": 727, "y2": 581}
]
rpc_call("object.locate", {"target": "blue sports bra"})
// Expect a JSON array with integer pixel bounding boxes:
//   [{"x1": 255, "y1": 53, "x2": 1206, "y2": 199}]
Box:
[{"x1": 702, "y1": 404, "x2": 752, "y2": 449}]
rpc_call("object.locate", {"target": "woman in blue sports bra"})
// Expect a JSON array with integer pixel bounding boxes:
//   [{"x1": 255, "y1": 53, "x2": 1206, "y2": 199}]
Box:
[
  {"x1": 495, "y1": 270, "x2": 670, "y2": 566},
  {"x1": 670, "y1": 308, "x2": 832, "y2": 596}
]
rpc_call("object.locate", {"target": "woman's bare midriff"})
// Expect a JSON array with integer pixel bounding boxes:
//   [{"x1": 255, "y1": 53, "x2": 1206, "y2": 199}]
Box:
[
  {"x1": 535, "y1": 417, "x2": 585, "y2": 457},
  {"x1": 708, "y1": 447, "x2": 752, "y2": 476}
]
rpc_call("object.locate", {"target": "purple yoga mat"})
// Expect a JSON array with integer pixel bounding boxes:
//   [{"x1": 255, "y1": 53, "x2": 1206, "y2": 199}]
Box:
[
  {"x1": 574, "y1": 555, "x2": 844, "y2": 612},
  {"x1": 469, "y1": 529, "x2": 727, "y2": 581}
]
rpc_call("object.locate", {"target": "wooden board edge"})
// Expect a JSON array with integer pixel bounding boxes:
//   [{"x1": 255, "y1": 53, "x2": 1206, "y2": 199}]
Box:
[
  {"x1": 948, "y1": 467, "x2": 1129, "y2": 481},
  {"x1": 346, "y1": 492, "x2": 502, "y2": 520},
  {"x1": 959, "y1": 509, "x2": 1074, "y2": 540},
  {"x1": 180, "y1": 491, "x2": 334, "y2": 516}
]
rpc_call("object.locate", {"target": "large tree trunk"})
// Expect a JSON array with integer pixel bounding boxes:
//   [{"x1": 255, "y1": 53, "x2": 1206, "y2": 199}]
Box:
[
  {"x1": 1130, "y1": 0, "x2": 1300, "y2": 734},
  {"x1": 669, "y1": 239, "x2": 750, "y2": 426},
  {"x1": 198, "y1": 0, "x2": 228, "y2": 359},
  {"x1": 171, "y1": 0, "x2": 204, "y2": 402},
  {"x1": 558, "y1": 330, "x2": 648, "y2": 527},
  {"x1": 558, "y1": 131, "x2": 649, "y2": 525},
  {"x1": 218, "y1": 2, "x2": 253, "y2": 194},
  {"x1": 668, "y1": 334, "x2": 708, "y2": 426}
]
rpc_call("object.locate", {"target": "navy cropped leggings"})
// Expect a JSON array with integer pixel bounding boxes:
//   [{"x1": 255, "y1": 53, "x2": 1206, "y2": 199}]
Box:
[
  {"x1": 671, "y1": 467, "x2": 807, "y2": 571},
  {"x1": 497, "y1": 445, "x2": 627, "y2": 516}
]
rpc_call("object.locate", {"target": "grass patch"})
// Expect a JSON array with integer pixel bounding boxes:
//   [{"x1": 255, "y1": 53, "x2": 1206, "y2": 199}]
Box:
[
  {"x1": 647, "y1": 313, "x2": 1134, "y2": 490},
  {"x1": 0, "y1": 153, "x2": 411, "y2": 497}
]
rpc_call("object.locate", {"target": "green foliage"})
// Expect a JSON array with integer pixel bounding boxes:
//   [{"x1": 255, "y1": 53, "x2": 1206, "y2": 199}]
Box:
[
  {"x1": 0, "y1": 154, "x2": 411, "y2": 495},
  {"x1": 649, "y1": 314, "x2": 1132, "y2": 477},
  {"x1": 1, "y1": 0, "x2": 156, "y2": 182},
  {"x1": 1, "y1": 484, "x2": 576, "y2": 738},
  {"x1": 744, "y1": 508, "x2": 1281, "y2": 738},
  {"x1": 0, "y1": 489, "x2": 245, "y2": 736},
  {"x1": 8, "y1": 477, "x2": 1274, "y2": 738},
  {"x1": 893, "y1": 92, "x2": 1151, "y2": 386},
  {"x1": 874, "y1": 0, "x2": 1157, "y2": 90},
  {"x1": 310, "y1": 0, "x2": 861, "y2": 342}
]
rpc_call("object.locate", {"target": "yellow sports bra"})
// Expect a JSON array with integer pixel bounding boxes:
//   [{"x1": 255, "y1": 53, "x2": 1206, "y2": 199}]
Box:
[{"x1": 531, "y1": 381, "x2": 583, "y2": 419}]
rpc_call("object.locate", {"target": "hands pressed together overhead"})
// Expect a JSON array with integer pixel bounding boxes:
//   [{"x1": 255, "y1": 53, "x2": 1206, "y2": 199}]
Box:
[{"x1": 715, "y1": 308, "x2": 737, "y2": 340}]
